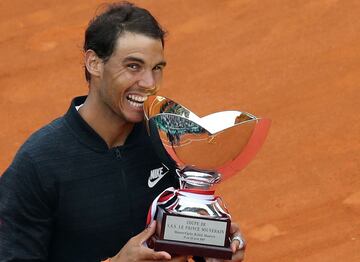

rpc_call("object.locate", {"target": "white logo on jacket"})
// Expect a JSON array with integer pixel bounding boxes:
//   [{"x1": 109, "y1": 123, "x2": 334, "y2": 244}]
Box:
[{"x1": 148, "y1": 163, "x2": 169, "y2": 188}]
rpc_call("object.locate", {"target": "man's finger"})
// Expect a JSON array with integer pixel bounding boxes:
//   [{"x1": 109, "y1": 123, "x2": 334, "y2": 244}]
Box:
[
  {"x1": 229, "y1": 222, "x2": 245, "y2": 253},
  {"x1": 139, "y1": 247, "x2": 171, "y2": 261},
  {"x1": 231, "y1": 236, "x2": 246, "y2": 253},
  {"x1": 231, "y1": 240, "x2": 237, "y2": 253},
  {"x1": 134, "y1": 221, "x2": 157, "y2": 244}
]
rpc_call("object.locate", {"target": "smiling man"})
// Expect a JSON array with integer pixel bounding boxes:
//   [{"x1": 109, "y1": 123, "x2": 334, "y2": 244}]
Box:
[
  {"x1": 0, "y1": 2, "x2": 244, "y2": 262},
  {"x1": 81, "y1": 31, "x2": 166, "y2": 147}
]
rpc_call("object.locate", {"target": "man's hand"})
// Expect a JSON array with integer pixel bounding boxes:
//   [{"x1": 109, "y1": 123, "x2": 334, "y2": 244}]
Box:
[
  {"x1": 109, "y1": 221, "x2": 187, "y2": 262},
  {"x1": 205, "y1": 222, "x2": 246, "y2": 262}
]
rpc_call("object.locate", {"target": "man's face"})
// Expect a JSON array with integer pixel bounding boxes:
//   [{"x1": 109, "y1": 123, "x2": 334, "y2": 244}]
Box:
[{"x1": 98, "y1": 32, "x2": 166, "y2": 123}]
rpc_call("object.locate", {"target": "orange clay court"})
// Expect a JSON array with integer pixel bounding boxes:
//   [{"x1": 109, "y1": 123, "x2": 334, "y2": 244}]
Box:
[{"x1": 0, "y1": 0, "x2": 359, "y2": 261}]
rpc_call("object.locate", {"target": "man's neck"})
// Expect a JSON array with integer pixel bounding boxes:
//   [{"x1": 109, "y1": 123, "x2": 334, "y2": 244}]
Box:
[{"x1": 78, "y1": 95, "x2": 134, "y2": 148}]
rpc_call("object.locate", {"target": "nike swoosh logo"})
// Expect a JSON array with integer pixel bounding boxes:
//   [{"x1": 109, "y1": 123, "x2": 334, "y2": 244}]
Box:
[{"x1": 148, "y1": 163, "x2": 169, "y2": 188}]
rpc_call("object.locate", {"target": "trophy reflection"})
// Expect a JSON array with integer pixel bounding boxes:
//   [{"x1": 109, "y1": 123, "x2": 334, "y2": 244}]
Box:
[{"x1": 144, "y1": 96, "x2": 270, "y2": 259}]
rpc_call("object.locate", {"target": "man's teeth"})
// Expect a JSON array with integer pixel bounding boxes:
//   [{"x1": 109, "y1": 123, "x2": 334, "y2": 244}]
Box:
[
  {"x1": 128, "y1": 100, "x2": 143, "y2": 108},
  {"x1": 127, "y1": 95, "x2": 147, "y2": 102},
  {"x1": 127, "y1": 95, "x2": 147, "y2": 108}
]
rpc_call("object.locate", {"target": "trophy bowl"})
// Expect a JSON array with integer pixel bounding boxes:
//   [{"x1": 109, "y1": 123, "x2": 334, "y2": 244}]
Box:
[{"x1": 144, "y1": 95, "x2": 270, "y2": 259}]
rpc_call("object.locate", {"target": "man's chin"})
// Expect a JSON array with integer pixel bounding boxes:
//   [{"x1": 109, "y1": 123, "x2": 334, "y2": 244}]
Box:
[{"x1": 124, "y1": 113, "x2": 145, "y2": 124}]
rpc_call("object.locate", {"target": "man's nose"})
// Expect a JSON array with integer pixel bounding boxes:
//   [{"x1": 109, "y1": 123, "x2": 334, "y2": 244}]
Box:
[{"x1": 138, "y1": 70, "x2": 155, "y2": 89}]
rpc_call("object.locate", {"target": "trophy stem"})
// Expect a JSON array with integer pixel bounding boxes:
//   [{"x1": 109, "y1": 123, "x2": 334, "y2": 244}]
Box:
[{"x1": 176, "y1": 169, "x2": 222, "y2": 190}]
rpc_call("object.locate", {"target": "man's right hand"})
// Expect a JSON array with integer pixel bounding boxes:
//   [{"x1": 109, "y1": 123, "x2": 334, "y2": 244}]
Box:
[{"x1": 109, "y1": 221, "x2": 187, "y2": 262}]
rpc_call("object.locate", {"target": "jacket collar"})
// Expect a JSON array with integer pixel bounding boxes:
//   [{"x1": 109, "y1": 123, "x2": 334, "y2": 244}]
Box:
[{"x1": 64, "y1": 96, "x2": 147, "y2": 152}]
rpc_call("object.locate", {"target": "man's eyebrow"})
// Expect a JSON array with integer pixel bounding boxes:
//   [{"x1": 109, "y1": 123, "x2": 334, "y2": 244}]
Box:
[
  {"x1": 123, "y1": 56, "x2": 145, "y2": 64},
  {"x1": 157, "y1": 61, "x2": 167, "y2": 67},
  {"x1": 122, "y1": 56, "x2": 167, "y2": 67}
]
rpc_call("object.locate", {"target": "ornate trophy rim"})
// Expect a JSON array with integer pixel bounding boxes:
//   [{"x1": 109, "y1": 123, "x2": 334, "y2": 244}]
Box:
[{"x1": 144, "y1": 95, "x2": 262, "y2": 135}]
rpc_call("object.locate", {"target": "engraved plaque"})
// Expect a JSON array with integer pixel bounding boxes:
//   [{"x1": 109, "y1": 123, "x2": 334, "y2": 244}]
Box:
[{"x1": 163, "y1": 215, "x2": 227, "y2": 246}]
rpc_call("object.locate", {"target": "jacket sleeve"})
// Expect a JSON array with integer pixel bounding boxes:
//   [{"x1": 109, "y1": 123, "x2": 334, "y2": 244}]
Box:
[{"x1": 0, "y1": 152, "x2": 54, "y2": 261}]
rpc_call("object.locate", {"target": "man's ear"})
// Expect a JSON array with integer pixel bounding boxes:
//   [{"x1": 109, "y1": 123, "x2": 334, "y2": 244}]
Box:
[{"x1": 85, "y1": 50, "x2": 103, "y2": 79}]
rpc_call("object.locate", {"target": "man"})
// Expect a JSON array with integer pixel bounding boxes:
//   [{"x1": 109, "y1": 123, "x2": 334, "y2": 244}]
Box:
[{"x1": 0, "y1": 2, "x2": 245, "y2": 261}]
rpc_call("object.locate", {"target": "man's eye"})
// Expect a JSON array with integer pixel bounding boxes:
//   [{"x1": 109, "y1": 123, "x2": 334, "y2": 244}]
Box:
[
  {"x1": 127, "y1": 64, "x2": 140, "y2": 70},
  {"x1": 153, "y1": 65, "x2": 163, "y2": 72}
]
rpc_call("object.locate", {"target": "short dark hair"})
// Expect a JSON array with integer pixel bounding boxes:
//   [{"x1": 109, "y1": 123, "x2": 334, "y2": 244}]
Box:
[{"x1": 83, "y1": 1, "x2": 166, "y2": 82}]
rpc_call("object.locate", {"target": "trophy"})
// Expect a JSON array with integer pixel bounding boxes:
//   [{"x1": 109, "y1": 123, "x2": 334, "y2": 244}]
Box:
[{"x1": 144, "y1": 96, "x2": 270, "y2": 259}]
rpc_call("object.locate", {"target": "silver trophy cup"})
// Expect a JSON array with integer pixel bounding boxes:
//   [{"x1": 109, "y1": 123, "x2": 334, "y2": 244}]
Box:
[{"x1": 144, "y1": 96, "x2": 270, "y2": 259}]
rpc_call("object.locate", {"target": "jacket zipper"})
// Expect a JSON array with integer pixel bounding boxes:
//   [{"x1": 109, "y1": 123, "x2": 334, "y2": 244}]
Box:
[{"x1": 115, "y1": 148, "x2": 122, "y2": 158}]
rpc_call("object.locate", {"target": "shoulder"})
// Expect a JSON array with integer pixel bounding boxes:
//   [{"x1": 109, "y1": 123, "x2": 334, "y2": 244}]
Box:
[
  {"x1": 1, "y1": 117, "x2": 72, "y2": 202},
  {"x1": 20, "y1": 117, "x2": 65, "y2": 151},
  {"x1": 15, "y1": 116, "x2": 74, "y2": 164},
  {"x1": 5, "y1": 116, "x2": 75, "y2": 189}
]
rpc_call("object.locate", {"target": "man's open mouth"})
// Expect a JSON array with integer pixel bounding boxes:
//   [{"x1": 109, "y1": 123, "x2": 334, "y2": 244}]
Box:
[{"x1": 126, "y1": 94, "x2": 147, "y2": 108}]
